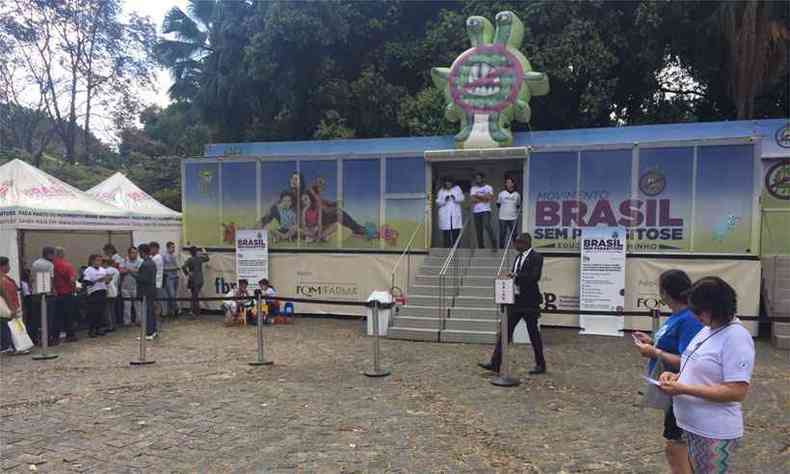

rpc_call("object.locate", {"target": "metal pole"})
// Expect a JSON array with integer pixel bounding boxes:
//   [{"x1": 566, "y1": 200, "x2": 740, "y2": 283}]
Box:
[
  {"x1": 364, "y1": 301, "x2": 391, "y2": 377},
  {"x1": 651, "y1": 308, "x2": 661, "y2": 335},
  {"x1": 130, "y1": 296, "x2": 155, "y2": 365},
  {"x1": 32, "y1": 293, "x2": 58, "y2": 360},
  {"x1": 492, "y1": 305, "x2": 520, "y2": 387},
  {"x1": 250, "y1": 294, "x2": 273, "y2": 366}
]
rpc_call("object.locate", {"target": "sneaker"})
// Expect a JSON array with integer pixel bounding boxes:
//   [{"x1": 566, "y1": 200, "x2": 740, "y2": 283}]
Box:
[{"x1": 145, "y1": 332, "x2": 158, "y2": 341}]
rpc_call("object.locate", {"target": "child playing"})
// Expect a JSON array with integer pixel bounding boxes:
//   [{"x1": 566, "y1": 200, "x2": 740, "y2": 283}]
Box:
[{"x1": 222, "y1": 279, "x2": 253, "y2": 326}]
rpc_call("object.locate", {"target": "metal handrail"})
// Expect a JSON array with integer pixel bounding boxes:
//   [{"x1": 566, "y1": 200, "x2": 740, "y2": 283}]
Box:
[
  {"x1": 390, "y1": 207, "x2": 430, "y2": 299},
  {"x1": 437, "y1": 216, "x2": 473, "y2": 333},
  {"x1": 496, "y1": 217, "x2": 520, "y2": 276}
]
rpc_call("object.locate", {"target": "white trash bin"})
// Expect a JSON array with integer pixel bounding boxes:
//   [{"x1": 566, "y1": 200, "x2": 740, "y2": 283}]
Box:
[{"x1": 366, "y1": 291, "x2": 392, "y2": 336}]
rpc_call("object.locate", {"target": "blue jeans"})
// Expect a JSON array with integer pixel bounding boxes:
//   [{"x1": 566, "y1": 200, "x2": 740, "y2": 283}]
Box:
[
  {"x1": 163, "y1": 273, "x2": 179, "y2": 316},
  {"x1": 499, "y1": 220, "x2": 517, "y2": 248}
]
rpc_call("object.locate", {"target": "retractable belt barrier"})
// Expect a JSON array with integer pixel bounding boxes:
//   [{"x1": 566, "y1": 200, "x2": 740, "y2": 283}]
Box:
[{"x1": 113, "y1": 294, "x2": 392, "y2": 376}]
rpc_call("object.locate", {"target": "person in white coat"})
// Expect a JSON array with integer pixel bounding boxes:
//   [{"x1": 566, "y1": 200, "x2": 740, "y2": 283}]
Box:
[{"x1": 435, "y1": 177, "x2": 465, "y2": 247}]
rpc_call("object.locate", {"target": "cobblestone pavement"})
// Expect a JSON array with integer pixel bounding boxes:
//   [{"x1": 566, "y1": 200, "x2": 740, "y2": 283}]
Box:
[{"x1": 0, "y1": 317, "x2": 788, "y2": 473}]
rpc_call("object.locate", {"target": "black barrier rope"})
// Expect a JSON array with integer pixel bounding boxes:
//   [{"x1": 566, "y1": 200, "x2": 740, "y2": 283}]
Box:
[{"x1": 117, "y1": 295, "x2": 786, "y2": 321}]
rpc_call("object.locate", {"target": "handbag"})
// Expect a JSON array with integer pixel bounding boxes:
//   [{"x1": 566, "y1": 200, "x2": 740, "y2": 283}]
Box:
[
  {"x1": 643, "y1": 356, "x2": 672, "y2": 411},
  {"x1": 8, "y1": 318, "x2": 34, "y2": 352}
]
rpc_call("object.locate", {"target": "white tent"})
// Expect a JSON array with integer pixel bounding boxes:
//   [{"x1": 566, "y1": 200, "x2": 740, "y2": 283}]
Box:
[
  {"x1": 86, "y1": 172, "x2": 182, "y2": 248},
  {"x1": 0, "y1": 159, "x2": 139, "y2": 281}
]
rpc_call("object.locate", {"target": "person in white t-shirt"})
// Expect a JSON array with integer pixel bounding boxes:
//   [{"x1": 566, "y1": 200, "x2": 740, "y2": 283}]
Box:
[
  {"x1": 82, "y1": 254, "x2": 112, "y2": 337},
  {"x1": 659, "y1": 277, "x2": 755, "y2": 474},
  {"x1": 496, "y1": 176, "x2": 521, "y2": 248},
  {"x1": 470, "y1": 172, "x2": 496, "y2": 250},
  {"x1": 102, "y1": 258, "x2": 120, "y2": 332}
]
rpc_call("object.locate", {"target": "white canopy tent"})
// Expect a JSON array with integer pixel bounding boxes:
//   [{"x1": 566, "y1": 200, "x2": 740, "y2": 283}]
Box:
[
  {"x1": 0, "y1": 159, "x2": 139, "y2": 281},
  {"x1": 86, "y1": 172, "x2": 182, "y2": 249}
]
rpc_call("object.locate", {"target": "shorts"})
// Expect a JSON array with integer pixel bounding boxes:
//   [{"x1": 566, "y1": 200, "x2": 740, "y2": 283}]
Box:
[{"x1": 663, "y1": 405, "x2": 684, "y2": 441}]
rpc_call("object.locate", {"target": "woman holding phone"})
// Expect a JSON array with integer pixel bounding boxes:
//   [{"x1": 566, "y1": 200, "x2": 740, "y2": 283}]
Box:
[
  {"x1": 632, "y1": 269, "x2": 702, "y2": 474},
  {"x1": 659, "y1": 277, "x2": 755, "y2": 474}
]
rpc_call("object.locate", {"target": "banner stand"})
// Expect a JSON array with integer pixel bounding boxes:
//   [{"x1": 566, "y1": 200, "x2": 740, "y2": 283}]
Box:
[
  {"x1": 130, "y1": 296, "x2": 155, "y2": 366},
  {"x1": 491, "y1": 305, "x2": 520, "y2": 387},
  {"x1": 32, "y1": 294, "x2": 59, "y2": 361},
  {"x1": 249, "y1": 294, "x2": 273, "y2": 367}
]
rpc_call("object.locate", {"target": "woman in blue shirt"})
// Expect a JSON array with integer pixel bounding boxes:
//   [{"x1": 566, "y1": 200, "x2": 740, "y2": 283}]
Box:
[{"x1": 633, "y1": 269, "x2": 703, "y2": 474}]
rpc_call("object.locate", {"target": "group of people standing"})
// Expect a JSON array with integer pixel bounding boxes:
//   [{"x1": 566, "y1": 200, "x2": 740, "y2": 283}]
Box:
[
  {"x1": 436, "y1": 173, "x2": 521, "y2": 249},
  {"x1": 0, "y1": 241, "x2": 210, "y2": 351}
]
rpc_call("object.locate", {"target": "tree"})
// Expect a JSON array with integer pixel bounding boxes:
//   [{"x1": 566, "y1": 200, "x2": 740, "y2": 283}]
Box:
[{"x1": 0, "y1": 0, "x2": 156, "y2": 163}]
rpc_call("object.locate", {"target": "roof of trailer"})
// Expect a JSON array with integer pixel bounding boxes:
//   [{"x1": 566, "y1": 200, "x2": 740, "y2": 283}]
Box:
[{"x1": 204, "y1": 118, "x2": 789, "y2": 158}]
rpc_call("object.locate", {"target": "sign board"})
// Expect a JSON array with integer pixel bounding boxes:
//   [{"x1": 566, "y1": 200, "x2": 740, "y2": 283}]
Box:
[
  {"x1": 235, "y1": 229, "x2": 269, "y2": 284},
  {"x1": 34, "y1": 271, "x2": 52, "y2": 295},
  {"x1": 495, "y1": 278, "x2": 515, "y2": 305},
  {"x1": 579, "y1": 227, "x2": 626, "y2": 336}
]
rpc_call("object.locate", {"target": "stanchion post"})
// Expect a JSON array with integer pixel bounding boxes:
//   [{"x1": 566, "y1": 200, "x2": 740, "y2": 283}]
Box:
[
  {"x1": 491, "y1": 304, "x2": 520, "y2": 387},
  {"x1": 651, "y1": 308, "x2": 661, "y2": 335},
  {"x1": 364, "y1": 301, "x2": 391, "y2": 378},
  {"x1": 250, "y1": 294, "x2": 273, "y2": 366},
  {"x1": 32, "y1": 293, "x2": 58, "y2": 361},
  {"x1": 130, "y1": 296, "x2": 155, "y2": 366}
]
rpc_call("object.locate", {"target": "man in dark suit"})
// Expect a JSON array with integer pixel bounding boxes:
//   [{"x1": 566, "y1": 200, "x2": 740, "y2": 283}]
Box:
[{"x1": 479, "y1": 233, "x2": 546, "y2": 374}]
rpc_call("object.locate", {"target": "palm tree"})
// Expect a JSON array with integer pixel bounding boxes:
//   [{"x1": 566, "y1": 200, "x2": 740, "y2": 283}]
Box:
[{"x1": 155, "y1": 0, "x2": 218, "y2": 101}]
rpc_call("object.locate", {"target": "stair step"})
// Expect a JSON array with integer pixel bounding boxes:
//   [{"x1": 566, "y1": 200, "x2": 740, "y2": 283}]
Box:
[
  {"x1": 453, "y1": 295, "x2": 495, "y2": 308},
  {"x1": 398, "y1": 305, "x2": 444, "y2": 318},
  {"x1": 388, "y1": 327, "x2": 439, "y2": 342},
  {"x1": 440, "y1": 329, "x2": 497, "y2": 344},
  {"x1": 771, "y1": 334, "x2": 790, "y2": 350},
  {"x1": 422, "y1": 256, "x2": 509, "y2": 267},
  {"x1": 772, "y1": 322, "x2": 790, "y2": 337},
  {"x1": 444, "y1": 318, "x2": 499, "y2": 332},
  {"x1": 390, "y1": 316, "x2": 440, "y2": 329},
  {"x1": 408, "y1": 285, "x2": 494, "y2": 298},
  {"x1": 421, "y1": 265, "x2": 501, "y2": 277},
  {"x1": 450, "y1": 307, "x2": 500, "y2": 319},
  {"x1": 415, "y1": 275, "x2": 494, "y2": 287}
]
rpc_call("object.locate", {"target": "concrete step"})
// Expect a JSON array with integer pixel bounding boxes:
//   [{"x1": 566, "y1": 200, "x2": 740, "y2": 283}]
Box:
[
  {"x1": 453, "y1": 295, "x2": 495, "y2": 308},
  {"x1": 422, "y1": 256, "x2": 509, "y2": 267},
  {"x1": 415, "y1": 274, "x2": 495, "y2": 287},
  {"x1": 772, "y1": 322, "x2": 790, "y2": 337},
  {"x1": 405, "y1": 295, "x2": 440, "y2": 307},
  {"x1": 397, "y1": 305, "x2": 445, "y2": 318},
  {"x1": 408, "y1": 285, "x2": 494, "y2": 298},
  {"x1": 421, "y1": 265, "x2": 501, "y2": 277},
  {"x1": 390, "y1": 316, "x2": 440, "y2": 329},
  {"x1": 387, "y1": 326, "x2": 439, "y2": 342},
  {"x1": 444, "y1": 318, "x2": 499, "y2": 333},
  {"x1": 771, "y1": 334, "x2": 790, "y2": 350},
  {"x1": 440, "y1": 329, "x2": 497, "y2": 344},
  {"x1": 450, "y1": 307, "x2": 500, "y2": 319}
]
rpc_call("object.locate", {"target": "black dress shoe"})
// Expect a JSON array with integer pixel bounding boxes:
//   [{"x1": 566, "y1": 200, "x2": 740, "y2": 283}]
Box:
[
  {"x1": 528, "y1": 366, "x2": 546, "y2": 375},
  {"x1": 478, "y1": 362, "x2": 499, "y2": 372}
]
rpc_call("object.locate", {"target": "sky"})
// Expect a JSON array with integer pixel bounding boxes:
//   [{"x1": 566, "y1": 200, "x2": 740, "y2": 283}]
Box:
[{"x1": 124, "y1": 0, "x2": 189, "y2": 108}]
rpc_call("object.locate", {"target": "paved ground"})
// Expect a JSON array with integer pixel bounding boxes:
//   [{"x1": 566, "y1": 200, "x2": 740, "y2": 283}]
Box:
[{"x1": 0, "y1": 317, "x2": 788, "y2": 473}]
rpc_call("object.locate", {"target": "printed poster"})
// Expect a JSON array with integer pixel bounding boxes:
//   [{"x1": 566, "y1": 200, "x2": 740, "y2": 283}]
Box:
[
  {"x1": 235, "y1": 229, "x2": 269, "y2": 284},
  {"x1": 579, "y1": 226, "x2": 626, "y2": 336}
]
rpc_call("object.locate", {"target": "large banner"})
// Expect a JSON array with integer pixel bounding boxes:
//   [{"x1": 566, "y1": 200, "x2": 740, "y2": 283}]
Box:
[
  {"x1": 579, "y1": 227, "x2": 626, "y2": 336},
  {"x1": 528, "y1": 144, "x2": 756, "y2": 254},
  {"x1": 183, "y1": 157, "x2": 427, "y2": 251},
  {"x1": 761, "y1": 158, "x2": 790, "y2": 255},
  {"x1": 537, "y1": 257, "x2": 760, "y2": 334}
]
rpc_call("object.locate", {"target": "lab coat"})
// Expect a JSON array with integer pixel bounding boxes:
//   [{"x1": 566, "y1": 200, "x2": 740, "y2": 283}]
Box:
[{"x1": 435, "y1": 186, "x2": 465, "y2": 230}]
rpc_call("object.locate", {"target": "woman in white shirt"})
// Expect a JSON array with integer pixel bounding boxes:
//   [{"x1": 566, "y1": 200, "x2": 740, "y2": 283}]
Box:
[
  {"x1": 102, "y1": 258, "x2": 120, "y2": 332},
  {"x1": 435, "y1": 177, "x2": 465, "y2": 247},
  {"x1": 82, "y1": 254, "x2": 111, "y2": 337},
  {"x1": 659, "y1": 277, "x2": 755, "y2": 474}
]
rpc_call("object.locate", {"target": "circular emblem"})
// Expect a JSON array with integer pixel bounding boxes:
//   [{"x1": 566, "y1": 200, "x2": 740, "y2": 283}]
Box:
[
  {"x1": 448, "y1": 44, "x2": 524, "y2": 114},
  {"x1": 765, "y1": 160, "x2": 790, "y2": 200},
  {"x1": 776, "y1": 124, "x2": 790, "y2": 148},
  {"x1": 639, "y1": 169, "x2": 666, "y2": 196}
]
